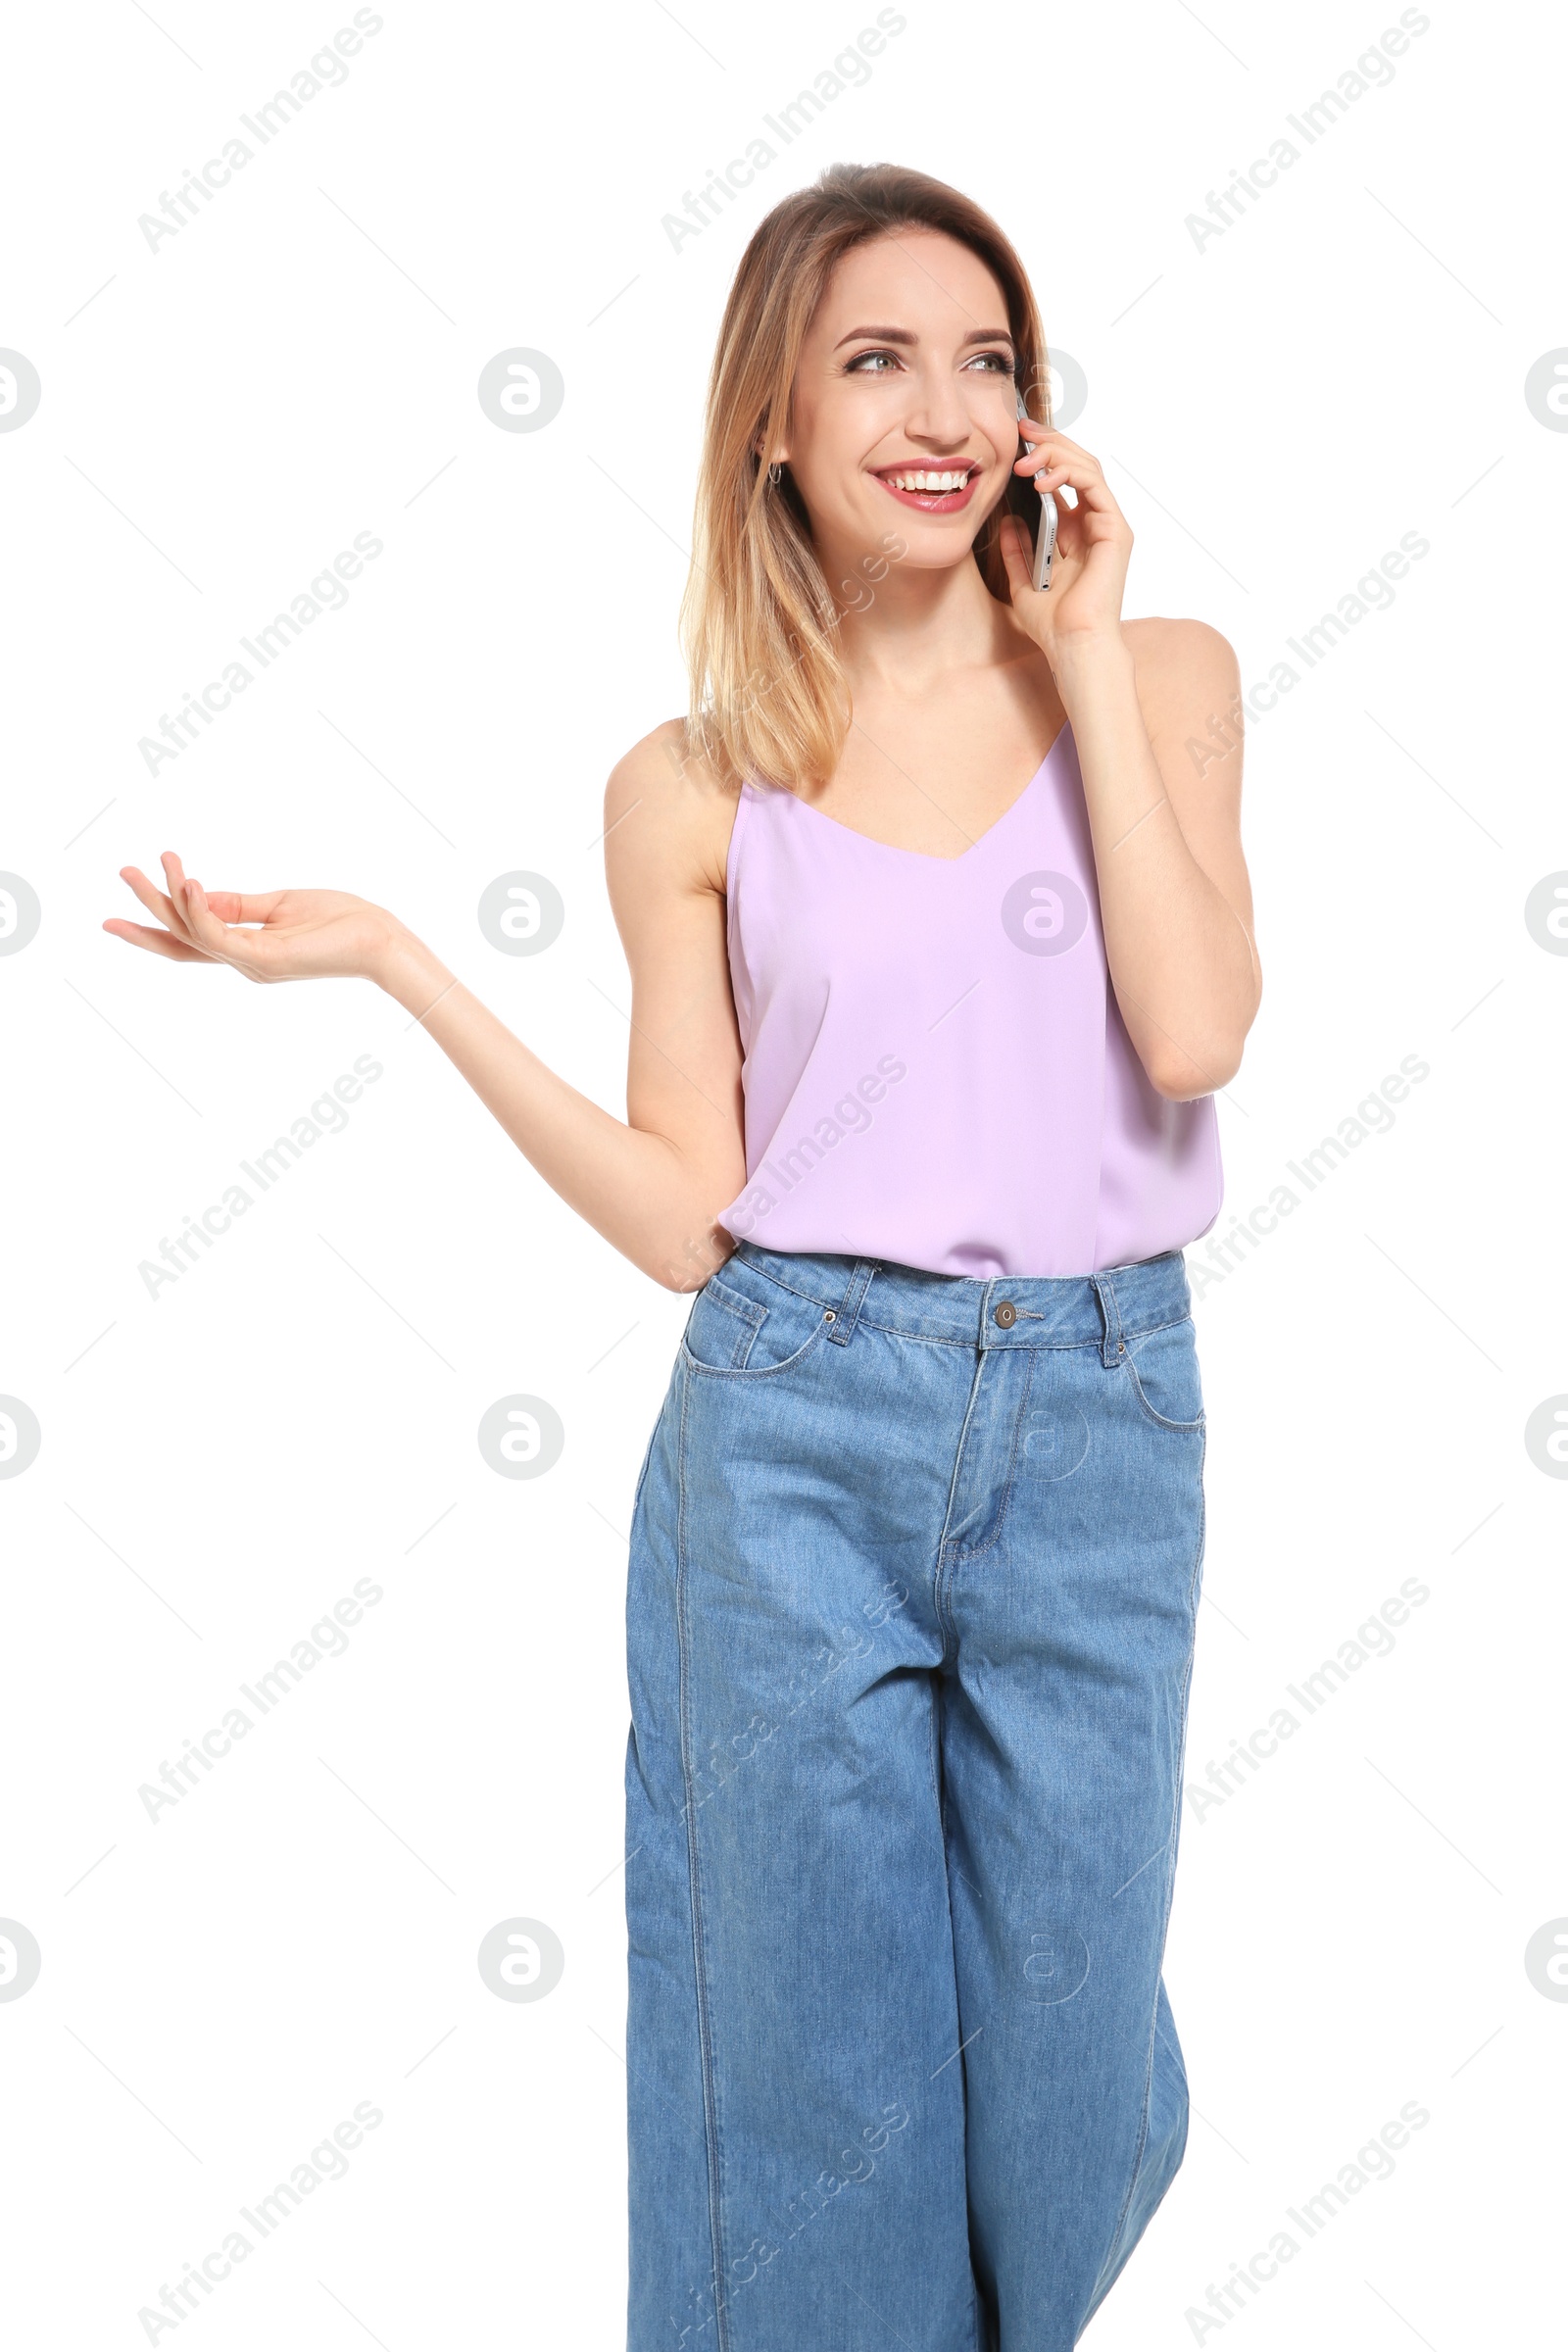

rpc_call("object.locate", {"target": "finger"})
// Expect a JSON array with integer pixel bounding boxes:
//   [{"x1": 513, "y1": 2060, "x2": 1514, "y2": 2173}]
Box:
[
  {"x1": 1021, "y1": 428, "x2": 1099, "y2": 467},
  {"x1": 1050, "y1": 455, "x2": 1114, "y2": 513},
  {"x1": 102, "y1": 918, "x2": 220, "y2": 962},
  {"x1": 1021, "y1": 462, "x2": 1120, "y2": 536},
  {"x1": 1013, "y1": 428, "x2": 1058, "y2": 474},
  {"x1": 1014, "y1": 448, "x2": 1069, "y2": 480},
  {"x1": 1013, "y1": 431, "x2": 1106, "y2": 487},
  {"x1": 1013, "y1": 456, "x2": 1089, "y2": 507},
  {"x1": 1013, "y1": 421, "x2": 1063, "y2": 460},
  {"x1": 120, "y1": 862, "x2": 193, "y2": 939},
  {"x1": 1038, "y1": 473, "x2": 1081, "y2": 513},
  {"x1": 203, "y1": 889, "x2": 286, "y2": 925},
  {"x1": 1014, "y1": 456, "x2": 1099, "y2": 501},
  {"x1": 1013, "y1": 424, "x2": 1088, "y2": 454},
  {"x1": 176, "y1": 876, "x2": 271, "y2": 975},
  {"x1": 158, "y1": 852, "x2": 203, "y2": 946},
  {"x1": 1017, "y1": 459, "x2": 1076, "y2": 498}
]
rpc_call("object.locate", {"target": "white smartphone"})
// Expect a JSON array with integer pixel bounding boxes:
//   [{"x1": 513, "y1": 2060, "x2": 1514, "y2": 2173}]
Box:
[{"x1": 1009, "y1": 388, "x2": 1057, "y2": 591}]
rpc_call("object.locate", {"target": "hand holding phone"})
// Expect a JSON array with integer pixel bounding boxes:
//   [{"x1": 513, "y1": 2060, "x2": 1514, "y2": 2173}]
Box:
[{"x1": 1008, "y1": 390, "x2": 1058, "y2": 592}]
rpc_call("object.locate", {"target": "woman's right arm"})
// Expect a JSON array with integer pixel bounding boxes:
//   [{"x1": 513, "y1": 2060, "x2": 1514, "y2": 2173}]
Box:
[
  {"x1": 105, "y1": 720, "x2": 749, "y2": 1292},
  {"x1": 381, "y1": 720, "x2": 749, "y2": 1290}
]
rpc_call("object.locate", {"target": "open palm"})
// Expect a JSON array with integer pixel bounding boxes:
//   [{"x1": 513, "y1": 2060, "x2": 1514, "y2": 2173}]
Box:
[{"x1": 104, "y1": 852, "x2": 397, "y2": 984}]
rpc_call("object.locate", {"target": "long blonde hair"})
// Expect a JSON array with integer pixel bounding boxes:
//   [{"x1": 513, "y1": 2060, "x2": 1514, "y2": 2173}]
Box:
[{"x1": 680, "y1": 162, "x2": 1051, "y2": 795}]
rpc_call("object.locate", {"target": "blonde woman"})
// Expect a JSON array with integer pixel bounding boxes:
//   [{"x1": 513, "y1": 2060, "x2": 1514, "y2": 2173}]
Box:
[{"x1": 108, "y1": 164, "x2": 1258, "y2": 2352}]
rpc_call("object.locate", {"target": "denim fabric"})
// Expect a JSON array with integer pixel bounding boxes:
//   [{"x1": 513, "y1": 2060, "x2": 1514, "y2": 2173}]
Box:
[{"x1": 624, "y1": 1242, "x2": 1207, "y2": 2351}]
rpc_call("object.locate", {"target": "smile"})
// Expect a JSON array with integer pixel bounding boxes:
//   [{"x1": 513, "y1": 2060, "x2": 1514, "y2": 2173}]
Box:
[{"x1": 872, "y1": 464, "x2": 982, "y2": 514}]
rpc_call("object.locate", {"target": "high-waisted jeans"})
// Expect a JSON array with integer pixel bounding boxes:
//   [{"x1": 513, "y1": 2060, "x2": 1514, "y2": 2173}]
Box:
[{"x1": 623, "y1": 1242, "x2": 1207, "y2": 2351}]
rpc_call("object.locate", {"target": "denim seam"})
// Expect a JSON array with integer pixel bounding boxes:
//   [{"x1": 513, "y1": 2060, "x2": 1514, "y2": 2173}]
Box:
[
  {"x1": 723, "y1": 1259, "x2": 847, "y2": 1311},
  {"x1": 692, "y1": 1278, "x2": 767, "y2": 1368},
  {"x1": 1123, "y1": 1318, "x2": 1205, "y2": 1433},
  {"x1": 1093, "y1": 1945, "x2": 1158, "y2": 2312},
  {"x1": 1154, "y1": 2006, "x2": 1187, "y2": 2075},
  {"x1": 936, "y1": 1744, "x2": 988, "y2": 2352},
  {"x1": 847, "y1": 1308, "x2": 1194, "y2": 1350},
  {"x1": 1174, "y1": 1430, "x2": 1208, "y2": 1880},
  {"x1": 673, "y1": 1359, "x2": 732, "y2": 2352},
  {"x1": 948, "y1": 1347, "x2": 1036, "y2": 1566},
  {"x1": 1091, "y1": 1307, "x2": 1191, "y2": 1348},
  {"x1": 727, "y1": 1258, "x2": 1191, "y2": 1351},
  {"x1": 630, "y1": 1425, "x2": 658, "y2": 1522},
  {"x1": 705, "y1": 1298, "x2": 1191, "y2": 1353},
  {"x1": 926, "y1": 1683, "x2": 984, "y2": 2352},
  {"x1": 1122, "y1": 1365, "x2": 1205, "y2": 1434},
  {"x1": 678, "y1": 1316, "x2": 834, "y2": 1382},
  {"x1": 702, "y1": 1276, "x2": 768, "y2": 1329},
  {"x1": 932, "y1": 1353, "x2": 989, "y2": 1661},
  {"x1": 929, "y1": 1672, "x2": 944, "y2": 1828},
  {"x1": 1085, "y1": 1420, "x2": 1207, "y2": 2321}
]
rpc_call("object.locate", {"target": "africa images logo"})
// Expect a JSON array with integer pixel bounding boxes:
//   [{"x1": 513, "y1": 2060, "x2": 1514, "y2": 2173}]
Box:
[{"x1": 1001, "y1": 871, "x2": 1090, "y2": 956}]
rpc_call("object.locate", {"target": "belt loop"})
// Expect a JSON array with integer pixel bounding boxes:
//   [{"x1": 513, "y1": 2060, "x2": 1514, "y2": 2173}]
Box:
[
  {"x1": 1089, "y1": 1272, "x2": 1125, "y2": 1368},
  {"x1": 827, "y1": 1257, "x2": 878, "y2": 1345}
]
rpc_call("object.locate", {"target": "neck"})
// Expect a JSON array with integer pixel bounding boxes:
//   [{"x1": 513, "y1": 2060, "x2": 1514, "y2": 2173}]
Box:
[{"x1": 826, "y1": 537, "x2": 1035, "y2": 698}]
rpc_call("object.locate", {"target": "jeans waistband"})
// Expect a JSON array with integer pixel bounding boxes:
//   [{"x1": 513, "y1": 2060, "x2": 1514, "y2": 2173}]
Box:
[{"x1": 727, "y1": 1241, "x2": 1192, "y2": 1364}]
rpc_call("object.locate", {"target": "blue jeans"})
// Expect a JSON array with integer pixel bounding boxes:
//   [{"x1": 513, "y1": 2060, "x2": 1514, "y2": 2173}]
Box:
[{"x1": 624, "y1": 1243, "x2": 1207, "y2": 2351}]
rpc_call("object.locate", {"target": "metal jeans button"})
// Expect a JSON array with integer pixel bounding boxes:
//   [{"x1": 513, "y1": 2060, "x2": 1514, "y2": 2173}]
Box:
[{"x1": 994, "y1": 1300, "x2": 1018, "y2": 1328}]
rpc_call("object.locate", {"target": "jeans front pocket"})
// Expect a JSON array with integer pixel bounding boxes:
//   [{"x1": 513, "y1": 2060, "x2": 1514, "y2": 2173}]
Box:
[
  {"x1": 1122, "y1": 1316, "x2": 1205, "y2": 1433},
  {"x1": 679, "y1": 1264, "x2": 836, "y2": 1380}
]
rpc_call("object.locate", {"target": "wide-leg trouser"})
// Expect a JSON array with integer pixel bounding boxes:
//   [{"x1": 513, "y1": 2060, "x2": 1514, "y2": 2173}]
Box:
[{"x1": 624, "y1": 1243, "x2": 1207, "y2": 2351}]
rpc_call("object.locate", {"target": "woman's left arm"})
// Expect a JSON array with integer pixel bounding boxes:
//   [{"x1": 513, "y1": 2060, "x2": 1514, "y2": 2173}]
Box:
[{"x1": 1001, "y1": 429, "x2": 1260, "y2": 1101}]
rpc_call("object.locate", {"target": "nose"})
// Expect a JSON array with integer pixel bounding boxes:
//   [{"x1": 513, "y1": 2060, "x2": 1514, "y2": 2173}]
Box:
[{"x1": 900, "y1": 361, "x2": 978, "y2": 452}]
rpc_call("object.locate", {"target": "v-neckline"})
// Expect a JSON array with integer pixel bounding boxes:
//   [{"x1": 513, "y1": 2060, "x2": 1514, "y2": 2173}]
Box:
[{"x1": 778, "y1": 719, "x2": 1071, "y2": 865}]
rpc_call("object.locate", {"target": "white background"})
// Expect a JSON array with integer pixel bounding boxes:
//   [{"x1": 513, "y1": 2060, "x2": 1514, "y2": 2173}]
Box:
[{"x1": 2, "y1": 0, "x2": 1564, "y2": 2344}]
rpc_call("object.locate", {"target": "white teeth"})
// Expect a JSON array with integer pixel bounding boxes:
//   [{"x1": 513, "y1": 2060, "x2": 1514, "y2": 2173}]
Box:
[{"x1": 887, "y1": 468, "x2": 970, "y2": 492}]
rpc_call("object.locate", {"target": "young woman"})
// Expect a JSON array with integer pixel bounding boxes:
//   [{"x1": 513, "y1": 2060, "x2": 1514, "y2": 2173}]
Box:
[{"x1": 107, "y1": 165, "x2": 1257, "y2": 2352}]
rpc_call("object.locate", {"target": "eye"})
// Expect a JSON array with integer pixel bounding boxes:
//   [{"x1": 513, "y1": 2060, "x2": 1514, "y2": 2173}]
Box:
[
  {"x1": 844, "y1": 348, "x2": 903, "y2": 374},
  {"x1": 964, "y1": 350, "x2": 1016, "y2": 374}
]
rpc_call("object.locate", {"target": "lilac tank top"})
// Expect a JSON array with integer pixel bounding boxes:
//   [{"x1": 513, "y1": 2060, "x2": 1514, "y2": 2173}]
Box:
[{"x1": 714, "y1": 722, "x2": 1222, "y2": 1278}]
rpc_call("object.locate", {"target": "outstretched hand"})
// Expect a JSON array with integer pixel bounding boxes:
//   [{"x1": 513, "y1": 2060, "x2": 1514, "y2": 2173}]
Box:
[{"x1": 104, "y1": 852, "x2": 401, "y2": 985}]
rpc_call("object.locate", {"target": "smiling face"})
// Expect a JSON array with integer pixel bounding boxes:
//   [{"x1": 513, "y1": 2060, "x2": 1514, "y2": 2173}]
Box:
[{"x1": 780, "y1": 228, "x2": 1022, "y2": 572}]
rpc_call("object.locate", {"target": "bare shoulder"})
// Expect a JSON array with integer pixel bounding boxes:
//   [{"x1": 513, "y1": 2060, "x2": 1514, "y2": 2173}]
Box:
[
  {"x1": 604, "y1": 717, "x2": 739, "y2": 902},
  {"x1": 1123, "y1": 616, "x2": 1240, "y2": 749}
]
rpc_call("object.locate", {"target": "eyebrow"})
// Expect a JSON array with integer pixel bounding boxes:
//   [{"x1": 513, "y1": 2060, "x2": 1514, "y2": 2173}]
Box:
[{"x1": 832, "y1": 323, "x2": 1014, "y2": 351}]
